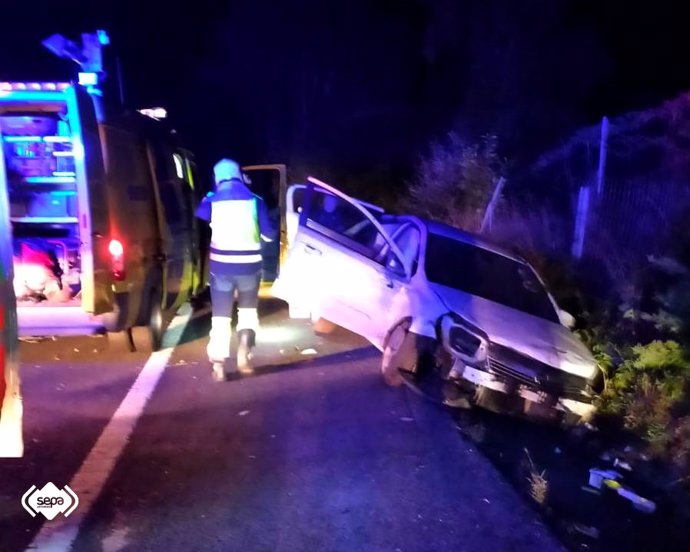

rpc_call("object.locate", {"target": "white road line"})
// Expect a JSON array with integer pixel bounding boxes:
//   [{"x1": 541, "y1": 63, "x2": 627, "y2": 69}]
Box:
[{"x1": 25, "y1": 303, "x2": 194, "y2": 552}]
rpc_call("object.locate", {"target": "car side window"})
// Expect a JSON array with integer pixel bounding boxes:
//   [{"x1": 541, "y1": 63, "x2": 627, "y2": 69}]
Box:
[
  {"x1": 305, "y1": 190, "x2": 387, "y2": 263},
  {"x1": 377, "y1": 223, "x2": 419, "y2": 277},
  {"x1": 393, "y1": 225, "x2": 421, "y2": 276},
  {"x1": 291, "y1": 186, "x2": 305, "y2": 213}
]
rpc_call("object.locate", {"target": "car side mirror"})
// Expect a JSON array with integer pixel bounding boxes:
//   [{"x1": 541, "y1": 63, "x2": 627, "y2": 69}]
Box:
[{"x1": 559, "y1": 310, "x2": 576, "y2": 329}]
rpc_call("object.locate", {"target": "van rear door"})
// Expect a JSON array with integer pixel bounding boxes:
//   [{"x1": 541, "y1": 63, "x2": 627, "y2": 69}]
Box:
[
  {"x1": 67, "y1": 86, "x2": 113, "y2": 315},
  {"x1": 148, "y1": 145, "x2": 194, "y2": 311}
]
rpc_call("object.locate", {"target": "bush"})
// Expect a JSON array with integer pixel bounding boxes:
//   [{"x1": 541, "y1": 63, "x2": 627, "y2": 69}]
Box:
[
  {"x1": 513, "y1": 243, "x2": 690, "y2": 475},
  {"x1": 669, "y1": 416, "x2": 690, "y2": 476},
  {"x1": 599, "y1": 341, "x2": 690, "y2": 451},
  {"x1": 405, "y1": 133, "x2": 504, "y2": 231}
]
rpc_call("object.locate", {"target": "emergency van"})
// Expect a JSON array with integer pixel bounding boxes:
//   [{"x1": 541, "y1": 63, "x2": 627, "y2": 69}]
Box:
[
  {"x1": 0, "y1": 138, "x2": 21, "y2": 457},
  {"x1": 0, "y1": 81, "x2": 206, "y2": 351}
]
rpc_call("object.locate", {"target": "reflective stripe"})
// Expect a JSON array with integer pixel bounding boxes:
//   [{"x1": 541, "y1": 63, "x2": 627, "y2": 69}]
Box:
[
  {"x1": 208, "y1": 316, "x2": 232, "y2": 362},
  {"x1": 209, "y1": 244, "x2": 260, "y2": 254},
  {"x1": 237, "y1": 308, "x2": 259, "y2": 332},
  {"x1": 209, "y1": 253, "x2": 262, "y2": 263}
]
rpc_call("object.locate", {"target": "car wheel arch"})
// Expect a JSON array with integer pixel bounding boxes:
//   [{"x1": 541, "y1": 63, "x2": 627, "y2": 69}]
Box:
[
  {"x1": 382, "y1": 316, "x2": 413, "y2": 350},
  {"x1": 381, "y1": 316, "x2": 440, "y2": 386}
]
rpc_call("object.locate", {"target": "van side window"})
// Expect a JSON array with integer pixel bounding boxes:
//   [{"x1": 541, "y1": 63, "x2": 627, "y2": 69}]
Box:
[{"x1": 153, "y1": 147, "x2": 186, "y2": 229}]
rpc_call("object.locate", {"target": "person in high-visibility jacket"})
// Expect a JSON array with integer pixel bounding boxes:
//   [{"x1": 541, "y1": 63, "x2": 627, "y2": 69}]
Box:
[{"x1": 196, "y1": 158, "x2": 277, "y2": 381}]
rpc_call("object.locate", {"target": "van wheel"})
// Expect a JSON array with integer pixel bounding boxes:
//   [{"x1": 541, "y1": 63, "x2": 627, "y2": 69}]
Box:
[
  {"x1": 102, "y1": 294, "x2": 128, "y2": 334},
  {"x1": 132, "y1": 292, "x2": 164, "y2": 353},
  {"x1": 190, "y1": 285, "x2": 210, "y2": 309},
  {"x1": 107, "y1": 329, "x2": 135, "y2": 353}
]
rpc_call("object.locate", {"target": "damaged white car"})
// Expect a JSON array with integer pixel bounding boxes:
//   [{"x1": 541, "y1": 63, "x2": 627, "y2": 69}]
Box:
[{"x1": 273, "y1": 177, "x2": 603, "y2": 425}]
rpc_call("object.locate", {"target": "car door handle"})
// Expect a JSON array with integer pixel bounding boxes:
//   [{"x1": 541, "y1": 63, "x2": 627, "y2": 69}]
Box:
[{"x1": 304, "y1": 244, "x2": 322, "y2": 256}]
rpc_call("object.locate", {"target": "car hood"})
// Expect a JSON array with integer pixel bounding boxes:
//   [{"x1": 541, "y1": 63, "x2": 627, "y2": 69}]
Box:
[{"x1": 429, "y1": 283, "x2": 597, "y2": 379}]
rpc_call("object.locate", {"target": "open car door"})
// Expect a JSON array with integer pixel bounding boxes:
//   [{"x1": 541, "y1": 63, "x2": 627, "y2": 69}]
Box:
[
  {"x1": 0, "y1": 144, "x2": 21, "y2": 457},
  {"x1": 67, "y1": 86, "x2": 113, "y2": 315},
  {"x1": 273, "y1": 177, "x2": 410, "y2": 346},
  {"x1": 241, "y1": 164, "x2": 287, "y2": 288},
  {"x1": 285, "y1": 183, "x2": 384, "y2": 248}
]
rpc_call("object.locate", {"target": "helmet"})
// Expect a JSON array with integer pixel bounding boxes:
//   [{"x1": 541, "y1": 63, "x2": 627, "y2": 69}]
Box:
[{"x1": 213, "y1": 158, "x2": 242, "y2": 186}]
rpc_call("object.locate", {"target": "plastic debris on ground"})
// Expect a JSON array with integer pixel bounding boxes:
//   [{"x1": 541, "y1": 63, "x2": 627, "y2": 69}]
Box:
[
  {"x1": 588, "y1": 468, "x2": 622, "y2": 488},
  {"x1": 613, "y1": 457, "x2": 633, "y2": 471},
  {"x1": 587, "y1": 467, "x2": 657, "y2": 514},
  {"x1": 571, "y1": 523, "x2": 600, "y2": 540}
]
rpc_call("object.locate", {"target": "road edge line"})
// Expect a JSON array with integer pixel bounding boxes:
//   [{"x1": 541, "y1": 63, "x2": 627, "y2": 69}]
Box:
[{"x1": 25, "y1": 303, "x2": 194, "y2": 552}]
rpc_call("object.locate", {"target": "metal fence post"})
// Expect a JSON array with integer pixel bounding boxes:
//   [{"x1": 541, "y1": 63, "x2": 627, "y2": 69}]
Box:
[
  {"x1": 480, "y1": 177, "x2": 506, "y2": 234},
  {"x1": 596, "y1": 116, "x2": 609, "y2": 198},
  {"x1": 572, "y1": 185, "x2": 591, "y2": 259}
]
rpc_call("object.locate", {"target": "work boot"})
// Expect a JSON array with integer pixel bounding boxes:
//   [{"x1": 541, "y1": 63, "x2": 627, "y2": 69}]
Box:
[
  {"x1": 211, "y1": 361, "x2": 227, "y2": 382},
  {"x1": 207, "y1": 316, "x2": 232, "y2": 381},
  {"x1": 237, "y1": 329, "x2": 256, "y2": 374}
]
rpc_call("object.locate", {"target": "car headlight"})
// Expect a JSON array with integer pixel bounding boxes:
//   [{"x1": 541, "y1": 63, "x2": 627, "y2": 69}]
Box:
[
  {"x1": 449, "y1": 326, "x2": 482, "y2": 356},
  {"x1": 440, "y1": 314, "x2": 488, "y2": 364}
]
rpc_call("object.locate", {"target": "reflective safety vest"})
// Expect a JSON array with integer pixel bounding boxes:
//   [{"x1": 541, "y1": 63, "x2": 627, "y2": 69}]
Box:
[{"x1": 209, "y1": 197, "x2": 262, "y2": 265}]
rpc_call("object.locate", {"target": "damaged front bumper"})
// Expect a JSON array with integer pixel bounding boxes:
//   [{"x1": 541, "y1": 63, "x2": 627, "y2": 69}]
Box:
[
  {"x1": 439, "y1": 314, "x2": 598, "y2": 422},
  {"x1": 452, "y1": 362, "x2": 596, "y2": 420}
]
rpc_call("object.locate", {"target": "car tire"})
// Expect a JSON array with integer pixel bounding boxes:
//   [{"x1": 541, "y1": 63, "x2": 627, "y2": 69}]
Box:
[
  {"x1": 381, "y1": 320, "x2": 420, "y2": 387},
  {"x1": 383, "y1": 324, "x2": 474, "y2": 408}
]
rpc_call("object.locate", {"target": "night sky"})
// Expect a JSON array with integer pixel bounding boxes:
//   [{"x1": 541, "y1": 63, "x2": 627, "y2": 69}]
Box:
[{"x1": 2, "y1": 0, "x2": 690, "y2": 187}]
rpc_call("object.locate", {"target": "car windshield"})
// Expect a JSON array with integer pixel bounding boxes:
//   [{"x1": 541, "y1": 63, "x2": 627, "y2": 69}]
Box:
[{"x1": 424, "y1": 232, "x2": 559, "y2": 323}]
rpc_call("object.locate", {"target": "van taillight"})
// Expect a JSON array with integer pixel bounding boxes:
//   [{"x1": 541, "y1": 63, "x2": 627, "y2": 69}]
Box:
[{"x1": 109, "y1": 239, "x2": 126, "y2": 281}]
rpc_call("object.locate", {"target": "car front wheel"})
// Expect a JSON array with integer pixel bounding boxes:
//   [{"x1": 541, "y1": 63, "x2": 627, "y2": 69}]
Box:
[{"x1": 381, "y1": 320, "x2": 422, "y2": 387}]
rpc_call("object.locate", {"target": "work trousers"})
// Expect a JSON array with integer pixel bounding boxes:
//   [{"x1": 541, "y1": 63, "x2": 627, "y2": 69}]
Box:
[{"x1": 207, "y1": 270, "x2": 261, "y2": 362}]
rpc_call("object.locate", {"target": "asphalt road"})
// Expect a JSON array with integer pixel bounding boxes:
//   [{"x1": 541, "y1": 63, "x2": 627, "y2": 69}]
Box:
[{"x1": 1, "y1": 300, "x2": 562, "y2": 552}]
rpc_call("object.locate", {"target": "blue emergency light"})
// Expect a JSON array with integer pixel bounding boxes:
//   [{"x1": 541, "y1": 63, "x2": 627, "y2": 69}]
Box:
[
  {"x1": 97, "y1": 30, "x2": 110, "y2": 46},
  {"x1": 0, "y1": 82, "x2": 70, "y2": 92}
]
